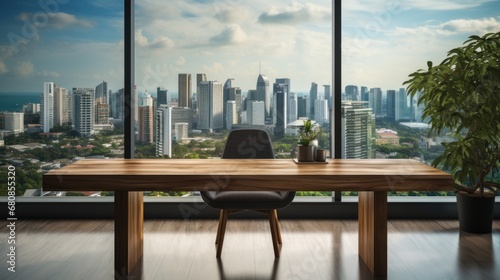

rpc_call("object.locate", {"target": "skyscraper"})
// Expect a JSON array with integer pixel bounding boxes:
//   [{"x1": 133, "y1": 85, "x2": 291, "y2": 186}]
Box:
[
  {"x1": 297, "y1": 96, "x2": 308, "y2": 118},
  {"x1": 341, "y1": 101, "x2": 375, "y2": 159},
  {"x1": 94, "y1": 81, "x2": 110, "y2": 125},
  {"x1": 138, "y1": 105, "x2": 153, "y2": 143},
  {"x1": 53, "y1": 85, "x2": 71, "y2": 126},
  {"x1": 223, "y1": 78, "x2": 234, "y2": 129},
  {"x1": 314, "y1": 98, "x2": 328, "y2": 125},
  {"x1": 386, "y1": 90, "x2": 396, "y2": 120},
  {"x1": 256, "y1": 74, "x2": 270, "y2": 121},
  {"x1": 198, "y1": 81, "x2": 223, "y2": 130},
  {"x1": 178, "y1": 73, "x2": 192, "y2": 108},
  {"x1": 72, "y1": 88, "x2": 95, "y2": 137},
  {"x1": 288, "y1": 92, "x2": 298, "y2": 124},
  {"x1": 309, "y1": 82, "x2": 318, "y2": 119},
  {"x1": 369, "y1": 87, "x2": 383, "y2": 118},
  {"x1": 111, "y1": 89, "x2": 124, "y2": 120},
  {"x1": 156, "y1": 105, "x2": 172, "y2": 158},
  {"x1": 4, "y1": 112, "x2": 24, "y2": 134},
  {"x1": 345, "y1": 85, "x2": 359, "y2": 101},
  {"x1": 95, "y1": 81, "x2": 108, "y2": 104},
  {"x1": 157, "y1": 87, "x2": 169, "y2": 106},
  {"x1": 323, "y1": 84, "x2": 331, "y2": 109},
  {"x1": 247, "y1": 101, "x2": 265, "y2": 126},
  {"x1": 273, "y1": 81, "x2": 288, "y2": 137},
  {"x1": 41, "y1": 82, "x2": 55, "y2": 133},
  {"x1": 226, "y1": 100, "x2": 237, "y2": 130}
]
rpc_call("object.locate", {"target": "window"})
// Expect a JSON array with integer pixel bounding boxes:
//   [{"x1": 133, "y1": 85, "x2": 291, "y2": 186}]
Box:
[
  {"x1": 341, "y1": 0, "x2": 500, "y2": 196},
  {"x1": 0, "y1": 1, "x2": 124, "y2": 197},
  {"x1": 134, "y1": 0, "x2": 332, "y2": 197}
]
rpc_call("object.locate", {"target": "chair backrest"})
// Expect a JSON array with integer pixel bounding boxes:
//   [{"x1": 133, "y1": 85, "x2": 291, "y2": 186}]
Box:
[{"x1": 221, "y1": 129, "x2": 274, "y2": 159}]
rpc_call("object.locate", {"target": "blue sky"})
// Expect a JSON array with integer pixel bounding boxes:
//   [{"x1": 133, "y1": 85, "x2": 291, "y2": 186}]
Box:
[{"x1": 0, "y1": 0, "x2": 499, "y2": 95}]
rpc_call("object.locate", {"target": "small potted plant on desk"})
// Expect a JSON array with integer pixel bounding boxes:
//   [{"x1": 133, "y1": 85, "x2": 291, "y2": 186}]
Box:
[
  {"x1": 404, "y1": 32, "x2": 500, "y2": 233},
  {"x1": 297, "y1": 119, "x2": 321, "y2": 162}
]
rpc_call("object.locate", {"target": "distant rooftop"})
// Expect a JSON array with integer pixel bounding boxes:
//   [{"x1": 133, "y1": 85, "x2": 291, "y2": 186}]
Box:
[{"x1": 400, "y1": 122, "x2": 430, "y2": 129}]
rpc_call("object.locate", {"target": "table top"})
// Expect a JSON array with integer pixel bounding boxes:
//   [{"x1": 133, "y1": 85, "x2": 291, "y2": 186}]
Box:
[{"x1": 43, "y1": 158, "x2": 453, "y2": 192}]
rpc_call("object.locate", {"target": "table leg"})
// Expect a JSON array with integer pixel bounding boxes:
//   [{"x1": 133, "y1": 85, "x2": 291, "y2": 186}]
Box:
[
  {"x1": 358, "y1": 191, "x2": 387, "y2": 277},
  {"x1": 115, "y1": 191, "x2": 144, "y2": 278}
]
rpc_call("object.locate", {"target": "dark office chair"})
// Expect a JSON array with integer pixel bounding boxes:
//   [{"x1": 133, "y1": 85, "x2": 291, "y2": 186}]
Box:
[{"x1": 201, "y1": 129, "x2": 295, "y2": 258}]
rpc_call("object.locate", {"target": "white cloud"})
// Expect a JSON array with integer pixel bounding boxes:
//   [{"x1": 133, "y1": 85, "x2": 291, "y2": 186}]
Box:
[
  {"x1": 17, "y1": 12, "x2": 94, "y2": 29},
  {"x1": 14, "y1": 60, "x2": 34, "y2": 77},
  {"x1": 394, "y1": 17, "x2": 500, "y2": 37},
  {"x1": 259, "y1": 3, "x2": 331, "y2": 25},
  {"x1": 135, "y1": 29, "x2": 175, "y2": 49},
  {"x1": 344, "y1": 0, "x2": 494, "y2": 12},
  {"x1": 215, "y1": 6, "x2": 252, "y2": 23},
  {"x1": 209, "y1": 24, "x2": 248, "y2": 45}
]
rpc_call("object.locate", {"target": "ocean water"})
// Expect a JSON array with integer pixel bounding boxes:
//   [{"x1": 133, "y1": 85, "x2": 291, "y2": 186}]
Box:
[{"x1": 0, "y1": 92, "x2": 41, "y2": 112}]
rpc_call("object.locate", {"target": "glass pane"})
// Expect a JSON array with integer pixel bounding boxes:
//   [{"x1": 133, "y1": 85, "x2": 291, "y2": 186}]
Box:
[
  {"x1": 342, "y1": 1, "x2": 500, "y2": 196},
  {"x1": 0, "y1": 1, "x2": 124, "y2": 197},
  {"x1": 135, "y1": 0, "x2": 332, "y2": 197}
]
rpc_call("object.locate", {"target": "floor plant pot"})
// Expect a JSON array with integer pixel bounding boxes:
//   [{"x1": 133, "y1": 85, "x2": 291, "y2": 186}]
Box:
[
  {"x1": 456, "y1": 191, "x2": 495, "y2": 234},
  {"x1": 297, "y1": 145, "x2": 314, "y2": 162}
]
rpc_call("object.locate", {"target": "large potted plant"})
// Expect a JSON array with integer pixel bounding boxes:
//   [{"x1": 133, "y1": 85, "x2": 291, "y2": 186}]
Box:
[
  {"x1": 404, "y1": 32, "x2": 500, "y2": 233},
  {"x1": 297, "y1": 119, "x2": 321, "y2": 162}
]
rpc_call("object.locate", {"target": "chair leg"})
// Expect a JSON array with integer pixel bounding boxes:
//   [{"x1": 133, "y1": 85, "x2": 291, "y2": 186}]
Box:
[
  {"x1": 216, "y1": 209, "x2": 229, "y2": 258},
  {"x1": 268, "y1": 210, "x2": 281, "y2": 258},
  {"x1": 273, "y1": 209, "x2": 283, "y2": 245},
  {"x1": 215, "y1": 209, "x2": 224, "y2": 245}
]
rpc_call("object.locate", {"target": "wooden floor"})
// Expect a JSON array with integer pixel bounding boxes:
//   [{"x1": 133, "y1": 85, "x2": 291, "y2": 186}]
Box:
[{"x1": 1, "y1": 219, "x2": 499, "y2": 280}]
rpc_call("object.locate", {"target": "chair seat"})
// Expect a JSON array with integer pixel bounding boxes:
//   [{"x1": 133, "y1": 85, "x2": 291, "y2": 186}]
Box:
[{"x1": 203, "y1": 191, "x2": 292, "y2": 209}]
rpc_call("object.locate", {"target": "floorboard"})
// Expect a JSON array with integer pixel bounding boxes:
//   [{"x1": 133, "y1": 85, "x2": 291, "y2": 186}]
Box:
[{"x1": 1, "y1": 219, "x2": 499, "y2": 280}]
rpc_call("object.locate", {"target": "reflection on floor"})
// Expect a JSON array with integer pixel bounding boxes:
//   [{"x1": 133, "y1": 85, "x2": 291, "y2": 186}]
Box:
[{"x1": 0, "y1": 219, "x2": 499, "y2": 280}]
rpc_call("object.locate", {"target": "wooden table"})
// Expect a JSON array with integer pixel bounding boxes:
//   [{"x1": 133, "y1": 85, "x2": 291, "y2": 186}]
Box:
[{"x1": 43, "y1": 158, "x2": 453, "y2": 278}]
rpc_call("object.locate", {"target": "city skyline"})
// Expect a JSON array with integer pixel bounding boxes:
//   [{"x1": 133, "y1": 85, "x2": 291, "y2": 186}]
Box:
[{"x1": 1, "y1": 1, "x2": 500, "y2": 93}]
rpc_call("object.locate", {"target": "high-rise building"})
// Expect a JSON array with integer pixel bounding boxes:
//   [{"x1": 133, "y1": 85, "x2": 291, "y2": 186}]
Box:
[
  {"x1": 198, "y1": 81, "x2": 223, "y2": 130},
  {"x1": 156, "y1": 105, "x2": 172, "y2": 158},
  {"x1": 226, "y1": 100, "x2": 237, "y2": 130},
  {"x1": 72, "y1": 88, "x2": 95, "y2": 137},
  {"x1": 341, "y1": 101, "x2": 375, "y2": 159},
  {"x1": 297, "y1": 96, "x2": 308, "y2": 118},
  {"x1": 178, "y1": 73, "x2": 192, "y2": 108},
  {"x1": 228, "y1": 87, "x2": 242, "y2": 124},
  {"x1": 397, "y1": 88, "x2": 410, "y2": 121},
  {"x1": 287, "y1": 92, "x2": 298, "y2": 124},
  {"x1": 345, "y1": 85, "x2": 359, "y2": 101},
  {"x1": 223, "y1": 78, "x2": 234, "y2": 129},
  {"x1": 309, "y1": 82, "x2": 318, "y2": 119},
  {"x1": 386, "y1": 90, "x2": 396, "y2": 120},
  {"x1": 174, "y1": 122, "x2": 188, "y2": 142},
  {"x1": 196, "y1": 73, "x2": 207, "y2": 94},
  {"x1": 361, "y1": 86, "x2": 369, "y2": 102},
  {"x1": 4, "y1": 112, "x2": 24, "y2": 134},
  {"x1": 138, "y1": 105, "x2": 153, "y2": 143},
  {"x1": 369, "y1": 87, "x2": 383, "y2": 118},
  {"x1": 273, "y1": 81, "x2": 288, "y2": 137},
  {"x1": 314, "y1": 99, "x2": 329, "y2": 125},
  {"x1": 157, "y1": 87, "x2": 169, "y2": 106},
  {"x1": 41, "y1": 82, "x2": 55, "y2": 133},
  {"x1": 110, "y1": 89, "x2": 124, "y2": 120},
  {"x1": 171, "y1": 107, "x2": 193, "y2": 131},
  {"x1": 53, "y1": 86, "x2": 71, "y2": 126},
  {"x1": 256, "y1": 74, "x2": 270, "y2": 121},
  {"x1": 23, "y1": 103, "x2": 40, "y2": 114},
  {"x1": 95, "y1": 81, "x2": 108, "y2": 104},
  {"x1": 324, "y1": 84, "x2": 331, "y2": 109},
  {"x1": 247, "y1": 101, "x2": 265, "y2": 126}
]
